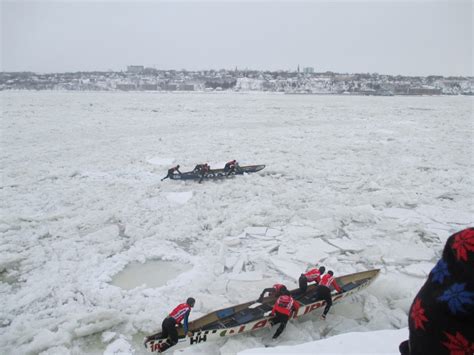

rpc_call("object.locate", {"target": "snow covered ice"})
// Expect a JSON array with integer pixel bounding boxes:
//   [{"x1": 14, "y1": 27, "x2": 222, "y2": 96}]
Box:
[{"x1": 1, "y1": 91, "x2": 472, "y2": 354}]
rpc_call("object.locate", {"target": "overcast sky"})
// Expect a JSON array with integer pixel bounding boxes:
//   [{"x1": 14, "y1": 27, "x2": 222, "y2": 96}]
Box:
[{"x1": 1, "y1": 0, "x2": 472, "y2": 76}]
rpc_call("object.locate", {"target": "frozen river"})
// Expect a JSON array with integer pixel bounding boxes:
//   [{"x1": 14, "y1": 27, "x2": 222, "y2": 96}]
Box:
[{"x1": 1, "y1": 91, "x2": 472, "y2": 354}]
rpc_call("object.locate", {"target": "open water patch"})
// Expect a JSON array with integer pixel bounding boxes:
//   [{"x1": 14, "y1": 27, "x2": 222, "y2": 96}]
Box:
[{"x1": 111, "y1": 260, "x2": 192, "y2": 290}]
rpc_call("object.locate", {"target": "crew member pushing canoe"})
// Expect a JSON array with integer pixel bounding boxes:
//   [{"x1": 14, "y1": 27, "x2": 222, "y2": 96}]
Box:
[
  {"x1": 198, "y1": 163, "x2": 210, "y2": 183},
  {"x1": 299, "y1": 266, "x2": 325, "y2": 293},
  {"x1": 161, "y1": 165, "x2": 181, "y2": 181},
  {"x1": 224, "y1": 160, "x2": 241, "y2": 175},
  {"x1": 257, "y1": 283, "x2": 287, "y2": 303},
  {"x1": 269, "y1": 289, "x2": 300, "y2": 339},
  {"x1": 147, "y1": 297, "x2": 195, "y2": 352},
  {"x1": 316, "y1": 271, "x2": 342, "y2": 320}
]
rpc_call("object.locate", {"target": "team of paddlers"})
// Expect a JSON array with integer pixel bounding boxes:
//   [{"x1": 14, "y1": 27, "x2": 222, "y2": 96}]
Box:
[
  {"x1": 158, "y1": 162, "x2": 343, "y2": 350},
  {"x1": 161, "y1": 160, "x2": 241, "y2": 183},
  {"x1": 149, "y1": 265, "x2": 342, "y2": 352}
]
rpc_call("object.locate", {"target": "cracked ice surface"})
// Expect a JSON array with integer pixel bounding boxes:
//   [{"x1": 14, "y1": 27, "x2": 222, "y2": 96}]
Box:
[{"x1": 0, "y1": 92, "x2": 472, "y2": 354}]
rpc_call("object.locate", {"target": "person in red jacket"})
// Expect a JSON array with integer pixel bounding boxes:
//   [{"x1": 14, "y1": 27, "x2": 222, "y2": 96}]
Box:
[
  {"x1": 198, "y1": 163, "x2": 210, "y2": 183},
  {"x1": 269, "y1": 290, "x2": 300, "y2": 339},
  {"x1": 316, "y1": 271, "x2": 342, "y2": 320},
  {"x1": 299, "y1": 266, "x2": 325, "y2": 293},
  {"x1": 149, "y1": 297, "x2": 195, "y2": 352},
  {"x1": 224, "y1": 160, "x2": 242, "y2": 175},
  {"x1": 161, "y1": 165, "x2": 181, "y2": 181},
  {"x1": 224, "y1": 160, "x2": 237, "y2": 173},
  {"x1": 193, "y1": 163, "x2": 205, "y2": 173},
  {"x1": 257, "y1": 283, "x2": 287, "y2": 303}
]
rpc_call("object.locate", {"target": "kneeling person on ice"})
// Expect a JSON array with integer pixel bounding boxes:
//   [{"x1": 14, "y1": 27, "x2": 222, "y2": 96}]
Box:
[
  {"x1": 257, "y1": 283, "x2": 287, "y2": 303},
  {"x1": 269, "y1": 289, "x2": 300, "y2": 339},
  {"x1": 299, "y1": 266, "x2": 325, "y2": 293},
  {"x1": 315, "y1": 271, "x2": 342, "y2": 320},
  {"x1": 156, "y1": 297, "x2": 196, "y2": 352}
]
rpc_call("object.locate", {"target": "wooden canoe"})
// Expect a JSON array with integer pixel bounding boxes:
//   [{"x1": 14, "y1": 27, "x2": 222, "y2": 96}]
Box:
[
  {"x1": 169, "y1": 164, "x2": 265, "y2": 181},
  {"x1": 144, "y1": 269, "x2": 380, "y2": 353}
]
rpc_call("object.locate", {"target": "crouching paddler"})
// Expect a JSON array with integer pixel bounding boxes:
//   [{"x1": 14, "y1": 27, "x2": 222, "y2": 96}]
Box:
[{"x1": 145, "y1": 297, "x2": 196, "y2": 352}]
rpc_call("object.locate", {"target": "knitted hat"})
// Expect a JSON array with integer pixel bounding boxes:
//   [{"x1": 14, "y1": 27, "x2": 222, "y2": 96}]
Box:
[{"x1": 399, "y1": 228, "x2": 474, "y2": 354}]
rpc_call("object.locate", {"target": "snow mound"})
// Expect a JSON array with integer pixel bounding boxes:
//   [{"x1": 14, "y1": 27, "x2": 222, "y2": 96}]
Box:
[
  {"x1": 103, "y1": 336, "x2": 132, "y2": 355},
  {"x1": 166, "y1": 191, "x2": 193, "y2": 204},
  {"x1": 238, "y1": 328, "x2": 408, "y2": 354}
]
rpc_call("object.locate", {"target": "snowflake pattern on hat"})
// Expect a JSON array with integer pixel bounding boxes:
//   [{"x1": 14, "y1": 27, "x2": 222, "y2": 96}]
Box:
[
  {"x1": 410, "y1": 298, "x2": 428, "y2": 330},
  {"x1": 431, "y1": 259, "x2": 450, "y2": 284},
  {"x1": 451, "y1": 229, "x2": 474, "y2": 262},
  {"x1": 438, "y1": 283, "x2": 474, "y2": 315},
  {"x1": 401, "y1": 228, "x2": 474, "y2": 355}
]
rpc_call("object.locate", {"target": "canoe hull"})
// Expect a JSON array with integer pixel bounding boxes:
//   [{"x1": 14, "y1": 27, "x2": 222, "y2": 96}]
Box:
[
  {"x1": 169, "y1": 165, "x2": 266, "y2": 181},
  {"x1": 144, "y1": 269, "x2": 380, "y2": 353}
]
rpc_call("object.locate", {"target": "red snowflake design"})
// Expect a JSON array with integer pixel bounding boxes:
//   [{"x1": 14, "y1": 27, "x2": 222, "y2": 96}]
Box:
[
  {"x1": 410, "y1": 298, "x2": 428, "y2": 330},
  {"x1": 452, "y1": 229, "x2": 474, "y2": 262},
  {"x1": 442, "y1": 331, "x2": 474, "y2": 355}
]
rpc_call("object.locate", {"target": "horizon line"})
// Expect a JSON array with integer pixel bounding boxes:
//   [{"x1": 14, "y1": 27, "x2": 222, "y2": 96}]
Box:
[{"x1": 1, "y1": 69, "x2": 472, "y2": 79}]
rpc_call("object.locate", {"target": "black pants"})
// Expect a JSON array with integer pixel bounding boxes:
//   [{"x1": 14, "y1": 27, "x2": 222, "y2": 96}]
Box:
[
  {"x1": 299, "y1": 274, "x2": 308, "y2": 293},
  {"x1": 199, "y1": 171, "x2": 207, "y2": 183},
  {"x1": 161, "y1": 174, "x2": 170, "y2": 181},
  {"x1": 315, "y1": 285, "x2": 332, "y2": 316},
  {"x1": 159, "y1": 317, "x2": 178, "y2": 352},
  {"x1": 270, "y1": 312, "x2": 290, "y2": 339}
]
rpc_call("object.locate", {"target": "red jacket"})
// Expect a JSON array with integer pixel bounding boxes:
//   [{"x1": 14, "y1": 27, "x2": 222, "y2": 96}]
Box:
[
  {"x1": 273, "y1": 284, "x2": 285, "y2": 293},
  {"x1": 271, "y1": 295, "x2": 300, "y2": 316},
  {"x1": 320, "y1": 274, "x2": 342, "y2": 293},
  {"x1": 169, "y1": 303, "x2": 192, "y2": 324},
  {"x1": 169, "y1": 166, "x2": 180, "y2": 172},
  {"x1": 304, "y1": 268, "x2": 323, "y2": 283}
]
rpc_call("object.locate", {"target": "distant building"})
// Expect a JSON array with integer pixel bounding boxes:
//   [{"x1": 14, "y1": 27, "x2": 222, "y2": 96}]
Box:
[
  {"x1": 139, "y1": 84, "x2": 158, "y2": 91},
  {"x1": 127, "y1": 65, "x2": 144, "y2": 74},
  {"x1": 303, "y1": 67, "x2": 314, "y2": 74},
  {"x1": 394, "y1": 84, "x2": 410, "y2": 95},
  {"x1": 116, "y1": 83, "x2": 136, "y2": 91},
  {"x1": 162, "y1": 83, "x2": 178, "y2": 91},
  {"x1": 143, "y1": 67, "x2": 158, "y2": 75},
  {"x1": 407, "y1": 87, "x2": 442, "y2": 95},
  {"x1": 179, "y1": 84, "x2": 195, "y2": 91}
]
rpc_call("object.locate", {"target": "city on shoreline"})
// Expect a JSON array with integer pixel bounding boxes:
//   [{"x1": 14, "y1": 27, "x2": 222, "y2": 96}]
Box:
[{"x1": 1, "y1": 66, "x2": 473, "y2": 96}]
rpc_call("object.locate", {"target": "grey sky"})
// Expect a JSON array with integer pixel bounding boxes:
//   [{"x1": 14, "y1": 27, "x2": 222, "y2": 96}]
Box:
[{"x1": 2, "y1": 1, "x2": 472, "y2": 76}]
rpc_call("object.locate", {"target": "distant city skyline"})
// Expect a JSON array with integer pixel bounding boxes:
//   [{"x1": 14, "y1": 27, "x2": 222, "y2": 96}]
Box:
[{"x1": 2, "y1": 1, "x2": 472, "y2": 76}]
